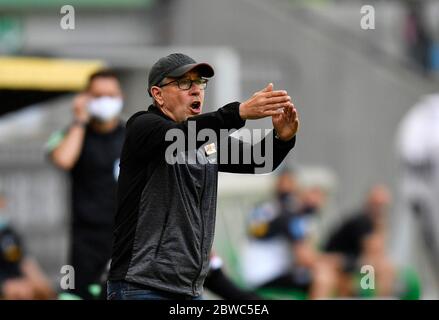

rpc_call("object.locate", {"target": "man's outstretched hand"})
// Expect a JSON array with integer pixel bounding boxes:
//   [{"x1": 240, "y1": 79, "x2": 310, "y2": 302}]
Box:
[
  {"x1": 272, "y1": 98, "x2": 300, "y2": 142},
  {"x1": 239, "y1": 83, "x2": 291, "y2": 120}
]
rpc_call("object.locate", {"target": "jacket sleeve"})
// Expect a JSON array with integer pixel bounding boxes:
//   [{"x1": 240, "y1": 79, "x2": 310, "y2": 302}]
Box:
[
  {"x1": 128, "y1": 102, "x2": 245, "y2": 160},
  {"x1": 218, "y1": 130, "x2": 296, "y2": 174}
]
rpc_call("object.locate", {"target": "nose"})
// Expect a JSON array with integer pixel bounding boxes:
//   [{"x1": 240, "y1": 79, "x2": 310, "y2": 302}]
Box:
[{"x1": 189, "y1": 82, "x2": 201, "y2": 96}]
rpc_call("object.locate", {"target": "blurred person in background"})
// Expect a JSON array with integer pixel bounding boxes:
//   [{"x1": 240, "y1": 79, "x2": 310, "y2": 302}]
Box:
[
  {"x1": 325, "y1": 185, "x2": 399, "y2": 298},
  {"x1": 0, "y1": 192, "x2": 56, "y2": 300},
  {"x1": 46, "y1": 70, "x2": 125, "y2": 299},
  {"x1": 243, "y1": 168, "x2": 341, "y2": 299},
  {"x1": 242, "y1": 167, "x2": 300, "y2": 293},
  {"x1": 403, "y1": 1, "x2": 433, "y2": 75},
  {"x1": 396, "y1": 92, "x2": 439, "y2": 293},
  {"x1": 204, "y1": 252, "x2": 262, "y2": 300}
]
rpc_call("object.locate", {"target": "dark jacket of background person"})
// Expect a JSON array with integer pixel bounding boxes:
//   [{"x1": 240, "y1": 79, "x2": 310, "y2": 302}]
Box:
[{"x1": 324, "y1": 210, "x2": 374, "y2": 271}]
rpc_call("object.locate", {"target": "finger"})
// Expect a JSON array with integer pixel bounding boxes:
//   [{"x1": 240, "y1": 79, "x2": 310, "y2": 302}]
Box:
[
  {"x1": 293, "y1": 118, "x2": 300, "y2": 133},
  {"x1": 291, "y1": 107, "x2": 297, "y2": 121},
  {"x1": 75, "y1": 94, "x2": 90, "y2": 105},
  {"x1": 285, "y1": 101, "x2": 295, "y2": 117},
  {"x1": 289, "y1": 109, "x2": 295, "y2": 123},
  {"x1": 77, "y1": 93, "x2": 90, "y2": 101},
  {"x1": 263, "y1": 101, "x2": 291, "y2": 111},
  {"x1": 260, "y1": 90, "x2": 288, "y2": 98},
  {"x1": 284, "y1": 106, "x2": 292, "y2": 123},
  {"x1": 287, "y1": 102, "x2": 293, "y2": 114},
  {"x1": 263, "y1": 108, "x2": 285, "y2": 116},
  {"x1": 260, "y1": 83, "x2": 273, "y2": 93},
  {"x1": 263, "y1": 95, "x2": 291, "y2": 105},
  {"x1": 283, "y1": 106, "x2": 290, "y2": 120}
]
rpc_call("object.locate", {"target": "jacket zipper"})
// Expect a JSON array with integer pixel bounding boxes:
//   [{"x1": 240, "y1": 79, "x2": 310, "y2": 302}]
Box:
[{"x1": 192, "y1": 154, "x2": 207, "y2": 296}]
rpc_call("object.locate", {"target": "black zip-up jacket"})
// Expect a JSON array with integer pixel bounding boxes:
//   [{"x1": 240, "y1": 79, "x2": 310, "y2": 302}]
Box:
[{"x1": 108, "y1": 102, "x2": 296, "y2": 297}]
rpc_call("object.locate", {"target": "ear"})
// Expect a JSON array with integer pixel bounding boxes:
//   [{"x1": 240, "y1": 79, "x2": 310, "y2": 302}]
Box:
[{"x1": 150, "y1": 86, "x2": 164, "y2": 106}]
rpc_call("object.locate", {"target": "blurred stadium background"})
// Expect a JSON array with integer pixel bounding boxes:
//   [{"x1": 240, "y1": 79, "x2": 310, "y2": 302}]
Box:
[{"x1": 0, "y1": 0, "x2": 438, "y2": 299}]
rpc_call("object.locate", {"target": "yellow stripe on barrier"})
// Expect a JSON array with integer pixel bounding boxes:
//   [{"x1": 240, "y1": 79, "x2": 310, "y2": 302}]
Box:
[{"x1": 0, "y1": 56, "x2": 104, "y2": 91}]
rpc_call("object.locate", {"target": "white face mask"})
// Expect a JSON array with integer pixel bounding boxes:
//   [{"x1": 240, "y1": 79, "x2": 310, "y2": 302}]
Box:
[{"x1": 88, "y1": 96, "x2": 123, "y2": 121}]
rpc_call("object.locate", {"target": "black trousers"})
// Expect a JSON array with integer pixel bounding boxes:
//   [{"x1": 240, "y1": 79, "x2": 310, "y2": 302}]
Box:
[{"x1": 68, "y1": 232, "x2": 111, "y2": 300}]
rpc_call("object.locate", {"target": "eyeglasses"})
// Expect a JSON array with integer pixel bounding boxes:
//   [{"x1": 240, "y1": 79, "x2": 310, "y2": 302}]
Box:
[{"x1": 158, "y1": 78, "x2": 209, "y2": 90}]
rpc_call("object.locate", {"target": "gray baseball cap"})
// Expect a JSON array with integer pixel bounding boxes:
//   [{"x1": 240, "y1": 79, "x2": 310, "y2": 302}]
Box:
[{"x1": 148, "y1": 53, "x2": 214, "y2": 96}]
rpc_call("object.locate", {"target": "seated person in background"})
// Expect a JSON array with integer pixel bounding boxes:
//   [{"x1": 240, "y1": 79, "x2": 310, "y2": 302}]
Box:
[
  {"x1": 324, "y1": 184, "x2": 397, "y2": 297},
  {"x1": 204, "y1": 252, "x2": 262, "y2": 300},
  {"x1": 243, "y1": 169, "x2": 341, "y2": 299},
  {"x1": 0, "y1": 192, "x2": 56, "y2": 300},
  {"x1": 242, "y1": 168, "x2": 300, "y2": 292}
]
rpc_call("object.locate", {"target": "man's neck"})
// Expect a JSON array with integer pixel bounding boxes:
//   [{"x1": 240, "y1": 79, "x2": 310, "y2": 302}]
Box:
[{"x1": 90, "y1": 118, "x2": 119, "y2": 133}]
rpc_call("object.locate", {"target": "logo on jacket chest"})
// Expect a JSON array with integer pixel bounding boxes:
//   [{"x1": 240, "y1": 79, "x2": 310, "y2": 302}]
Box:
[
  {"x1": 203, "y1": 143, "x2": 217, "y2": 164},
  {"x1": 173, "y1": 143, "x2": 218, "y2": 165}
]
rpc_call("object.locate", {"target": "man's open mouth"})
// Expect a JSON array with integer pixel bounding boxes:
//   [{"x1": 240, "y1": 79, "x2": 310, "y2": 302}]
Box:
[{"x1": 190, "y1": 101, "x2": 201, "y2": 113}]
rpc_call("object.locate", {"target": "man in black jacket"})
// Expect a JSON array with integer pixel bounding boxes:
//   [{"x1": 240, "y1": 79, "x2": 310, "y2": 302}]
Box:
[{"x1": 107, "y1": 53, "x2": 300, "y2": 300}]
